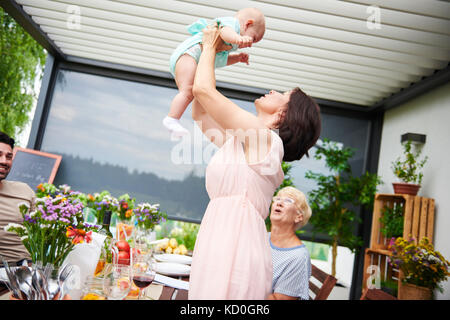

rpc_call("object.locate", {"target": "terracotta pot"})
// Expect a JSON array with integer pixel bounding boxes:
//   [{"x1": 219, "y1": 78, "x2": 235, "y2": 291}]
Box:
[
  {"x1": 392, "y1": 182, "x2": 421, "y2": 196},
  {"x1": 398, "y1": 282, "x2": 432, "y2": 300}
]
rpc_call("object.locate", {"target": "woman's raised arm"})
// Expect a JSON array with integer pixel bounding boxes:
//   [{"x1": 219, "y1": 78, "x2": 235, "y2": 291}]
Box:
[
  {"x1": 193, "y1": 26, "x2": 267, "y2": 134},
  {"x1": 192, "y1": 98, "x2": 227, "y2": 148},
  {"x1": 193, "y1": 25, "x2": 272, "y2": 161}
]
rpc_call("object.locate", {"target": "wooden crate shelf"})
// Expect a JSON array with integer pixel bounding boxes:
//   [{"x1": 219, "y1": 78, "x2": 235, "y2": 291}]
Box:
[
  {"x1": 362, "y1": 248, "x2": 399, "y2": 292},
  {"x1": 362, "y1": 193, "x2": 436, "y2": 295},
  {"x1": 370, "y1": 193, "x2": 435, "y2": 250}
]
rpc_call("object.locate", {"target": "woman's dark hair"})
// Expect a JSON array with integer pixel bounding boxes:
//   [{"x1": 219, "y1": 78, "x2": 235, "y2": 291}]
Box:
[
  {"x1": 0, "y1": 131, "x2": 15, "y2": 149},
  {"x1": 278, "y1": 87, "x2": 321, "y2": 162}
]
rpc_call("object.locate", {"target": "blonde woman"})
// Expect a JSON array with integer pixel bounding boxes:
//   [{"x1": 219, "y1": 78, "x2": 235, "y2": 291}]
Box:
[{"x1": 268, "y1": 186, "x2": 312, "y2": 300}]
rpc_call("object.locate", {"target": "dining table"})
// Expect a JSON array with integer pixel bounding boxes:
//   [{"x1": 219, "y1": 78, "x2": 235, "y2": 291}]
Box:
[{"x1": 0, "y1": 261, "x2": 190, "y2": 300}]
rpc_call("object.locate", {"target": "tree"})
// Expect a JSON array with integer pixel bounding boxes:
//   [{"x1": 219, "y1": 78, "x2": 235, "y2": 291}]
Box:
[
  {"x1": 305, "y1": 139, "x2": 382, "y2": 277},
  {"x1": 0, "y1": 8, "x2": 46, "y2": 139}
]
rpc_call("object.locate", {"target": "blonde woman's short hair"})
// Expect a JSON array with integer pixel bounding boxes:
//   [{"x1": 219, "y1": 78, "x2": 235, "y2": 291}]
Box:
[{"x1": 276, "y1": 186, "x2": 312, "y2": 230}]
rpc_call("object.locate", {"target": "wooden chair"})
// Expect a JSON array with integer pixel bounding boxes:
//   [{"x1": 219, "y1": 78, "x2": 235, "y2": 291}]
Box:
[
  {"x1": 309, "y1": 264, "x2": 337, "y2": 300},
  {"x1": 360, "y1": 288, "x2": 397, "y2": 300},
  {"x1": 159, "y1": 286, "x2": 189, "y2": 300},
  {"x1": 174, "y1": 289, "x2": 189, "y2": 300},
  {"x1": 159, "y1": 286, "x2": 175, "y2": 300}
]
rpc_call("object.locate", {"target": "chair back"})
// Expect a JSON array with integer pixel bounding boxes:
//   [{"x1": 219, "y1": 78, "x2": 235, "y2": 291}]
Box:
[
  {"x1": 360, "y1": 288, "x2": 397, "y2": 300},
  {"x1": 309, "y1": 264, "x2": 337, "y2": 300},
  {"x1": 159, "y1": 286, "x2": 175, "y2": 300},
  {"x1": 159, "y1": 286, "x2": 189, "y2": 300}
]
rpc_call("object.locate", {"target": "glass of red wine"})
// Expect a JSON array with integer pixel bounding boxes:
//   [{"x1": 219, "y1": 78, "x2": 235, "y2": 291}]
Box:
[{"x1": 132, "y1": 256, "x2": 156, "y2": 300}]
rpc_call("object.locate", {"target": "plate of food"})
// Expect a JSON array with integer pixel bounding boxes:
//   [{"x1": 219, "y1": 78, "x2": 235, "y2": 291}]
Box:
[
  {"x1": 155, "y1": 262, "x2": 191, "y2": 277},
  {"x1": 154, "y1": 253, "x2": 192, "y2": 265}
]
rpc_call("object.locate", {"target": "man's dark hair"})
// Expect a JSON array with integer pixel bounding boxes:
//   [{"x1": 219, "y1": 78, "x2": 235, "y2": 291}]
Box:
[
  {"x1": 278, "y1": 87, "x2": 322, "y2": 162},
  {"x1": 0, "y1": 131, "x2": 15, "y2": 149}
]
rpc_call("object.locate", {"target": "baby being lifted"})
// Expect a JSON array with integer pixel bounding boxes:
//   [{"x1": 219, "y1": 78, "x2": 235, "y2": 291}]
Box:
[{"x1": 163, "y1": 8, "x2": 266, "y2": 136}]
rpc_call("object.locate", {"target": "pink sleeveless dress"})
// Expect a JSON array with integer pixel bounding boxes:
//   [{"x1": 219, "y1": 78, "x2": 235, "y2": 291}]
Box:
[{"x1": 188, "y1": 130, "x2": 284, "y2": 299}]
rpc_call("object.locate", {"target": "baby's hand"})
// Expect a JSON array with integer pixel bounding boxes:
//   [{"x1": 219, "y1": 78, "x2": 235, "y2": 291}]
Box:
[
  {"x1": 237, "y1": 35, "x2": 253, "y2": 48},
  {"x1": 238, "y1": 52, "x2": 249, "y2": 65}
]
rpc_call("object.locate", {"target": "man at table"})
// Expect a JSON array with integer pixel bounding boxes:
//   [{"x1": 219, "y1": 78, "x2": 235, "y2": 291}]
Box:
[{"x1": 0, "y1": 131, "x2": 34, "y2": 266}]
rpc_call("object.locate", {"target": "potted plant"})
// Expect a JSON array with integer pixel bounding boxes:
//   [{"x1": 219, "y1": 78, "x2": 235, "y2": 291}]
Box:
[
  {"x1": 379, "y1": 204, "x2": 404, "y2": 240},
  {"x1": 388, "y1": 237, "x2": 450, "y2": 299},
  {"x1": 391, "y1": 140, "x2": 428, "y2": 195},
  {"x1": 133, "y1": 202, "x2": 168, "y2": 244},
  {"x1": 116, "y1": 194, "x2": 136, "y2": 222},
  {"x1": 5, "y1": 195, "x2": 97, "y2": 267}
]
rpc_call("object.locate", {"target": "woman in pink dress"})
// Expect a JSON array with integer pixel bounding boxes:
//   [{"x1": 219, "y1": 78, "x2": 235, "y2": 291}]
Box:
[{"x1": 188, "y1": 25, "x2": 322, "y2": 299}]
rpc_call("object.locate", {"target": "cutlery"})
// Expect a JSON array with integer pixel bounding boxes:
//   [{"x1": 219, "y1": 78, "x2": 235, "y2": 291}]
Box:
[
  {"x1": 0, "y1": 255, "x2": 21, "y2": 299},
  {"x1": 44, "y1": 263, "x2": 54, "y2": 280},
  {"x1": 46, "y1": 277, "x2": 60, "y2": 300},
  {"x1": 57, "y1": 264, "x2": 73, "y2": 300},
  {"x1": 15, "y1": 267, "x2": 34, "y2": 300},
  {"x1": 0, "y1": 258, "x2": 75, "y2": 300},
  {"x1": 31, "y1": 266, "x2": 42, "y2": 300},
  {"x1": 36, "y1": 268, "x2": 49, "y2": 300}
]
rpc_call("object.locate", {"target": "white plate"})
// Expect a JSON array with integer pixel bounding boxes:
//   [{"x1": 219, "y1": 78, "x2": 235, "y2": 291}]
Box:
[
  {"x1": 155, "y1": 262, "x2": 191, "y2": 277},
  {"x1": 154, "y1": 274, "x2": 189, "y2": 290},
  {"x1": 154, "y1": 254, "x2": 192, "y2": 265}
]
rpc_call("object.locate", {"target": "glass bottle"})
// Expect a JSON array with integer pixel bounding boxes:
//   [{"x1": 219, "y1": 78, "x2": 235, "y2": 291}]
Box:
[
  {"x1": 94, "y1": 210, "x2": 118, "y2": 276},
  {"x1": 99, "y1": 210, "x2": 113, "y2": 238}
]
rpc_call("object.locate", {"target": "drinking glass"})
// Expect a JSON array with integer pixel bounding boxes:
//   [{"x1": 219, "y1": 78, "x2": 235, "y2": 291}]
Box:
[
  {"x1": 132, "y1": 256, "x2": 156, "y2": 300},
  {"x1": 81, "y1": 276, "x2": 106, "y2": 300},
  {"x1": 102, "y1": 264, "x2": 132, "y2": 300}
]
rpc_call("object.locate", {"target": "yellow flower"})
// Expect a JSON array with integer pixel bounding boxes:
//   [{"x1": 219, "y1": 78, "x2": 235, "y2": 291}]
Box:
[{"x1": 125, "y1": 209, "x2": 133, "y2": 218}]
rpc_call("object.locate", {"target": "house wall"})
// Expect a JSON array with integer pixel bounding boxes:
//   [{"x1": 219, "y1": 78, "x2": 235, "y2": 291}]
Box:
[{"x1": 377, "y1": 82, "x2": 450, "y2": 299}]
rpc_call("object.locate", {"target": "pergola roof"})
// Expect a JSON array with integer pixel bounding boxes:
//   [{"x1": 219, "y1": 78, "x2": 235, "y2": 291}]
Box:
[{"x1": 5, "y1": 0, "x2": 450, "y2": 109}]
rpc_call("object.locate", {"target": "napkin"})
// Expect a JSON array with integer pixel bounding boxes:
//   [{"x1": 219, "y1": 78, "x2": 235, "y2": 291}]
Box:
[{"x1": 62, "y1": 232, "x2": 106, "y2": 299}]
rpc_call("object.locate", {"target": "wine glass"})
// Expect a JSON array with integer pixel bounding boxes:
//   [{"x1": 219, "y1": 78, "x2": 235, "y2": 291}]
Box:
[
  {"x1": 132, "y1": 256, "x2": 156, "y2": 300},
  {"x1": 102, "y1": 264, "x2": 132, "y2": 300}
]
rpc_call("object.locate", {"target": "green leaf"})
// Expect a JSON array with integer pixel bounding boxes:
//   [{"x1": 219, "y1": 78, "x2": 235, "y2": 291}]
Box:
[{"x1": 0, "y1": 8, "x2": 46, "y2": 139}]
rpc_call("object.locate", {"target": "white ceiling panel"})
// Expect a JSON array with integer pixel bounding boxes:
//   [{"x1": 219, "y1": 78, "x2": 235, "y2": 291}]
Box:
[{"x1": 14, "y1": 0, "x2": 450, "y2": 107}]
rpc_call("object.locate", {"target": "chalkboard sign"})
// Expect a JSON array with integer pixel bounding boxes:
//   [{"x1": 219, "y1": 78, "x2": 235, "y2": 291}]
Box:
[{"x1": 7, "y1": 147, "x2": 62, "y2": 191}]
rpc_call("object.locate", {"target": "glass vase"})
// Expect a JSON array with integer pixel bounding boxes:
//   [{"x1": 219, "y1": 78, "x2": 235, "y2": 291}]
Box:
[
  {"x1": 116, "y1": 218, "x2": 135, "y2": 241},
  {"x1": 132, "y1": 226, "x2": 156, "y2": 258}
]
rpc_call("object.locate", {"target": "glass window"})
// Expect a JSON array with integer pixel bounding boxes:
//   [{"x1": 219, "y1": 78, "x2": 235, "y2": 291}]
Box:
[
  {"x1": 40, "y1": 69, "x2": 369, "y2": 226},
  {"x1": 41, "y1": 70, "x2": 257, "y2": 223}
]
